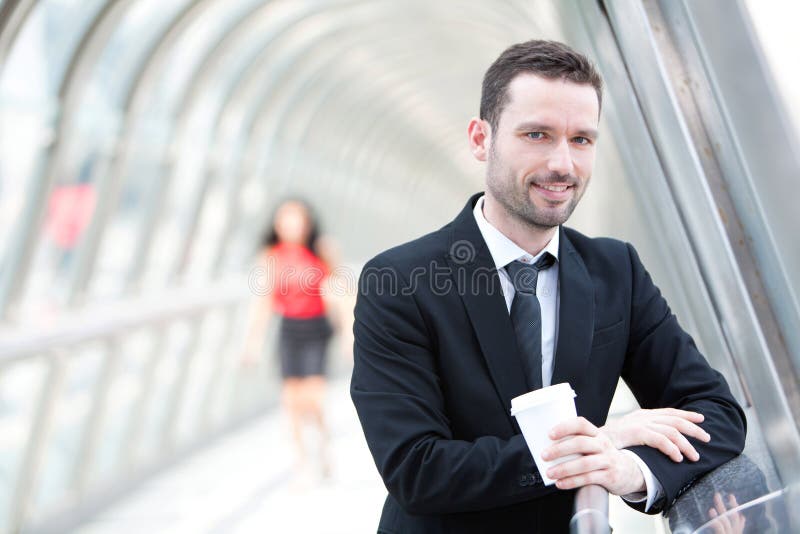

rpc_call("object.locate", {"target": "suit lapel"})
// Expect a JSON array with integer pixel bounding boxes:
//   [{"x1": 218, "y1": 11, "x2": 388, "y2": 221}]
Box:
[
  {"x1": 551, "y1": 227, "x2": 595, "y2": 386},
  {"x1": 445, "y1": 193, "x2": 529, "y2": 420}
]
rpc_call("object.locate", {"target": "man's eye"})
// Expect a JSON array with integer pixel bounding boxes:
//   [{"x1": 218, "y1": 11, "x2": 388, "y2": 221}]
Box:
[
  {"x1": 527, "y1": 132, "x2": 546, "y2": 140},
  {"x1": 573, "y1": 136, "x2": 590, "y2": 145}
]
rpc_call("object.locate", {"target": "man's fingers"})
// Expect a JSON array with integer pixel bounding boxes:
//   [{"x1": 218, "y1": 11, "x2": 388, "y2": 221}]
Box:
[
  {"x1": 710, "y1": 493, "x2": 736, "y2": 533},
  {"x1": 552, "y1": 467, "x2": 609, "y2": 490},
  {"x1": 641, "y1": 430, "x2": 683, "y2": 462},
  {"x1": 728, "y1": 495, "x2": 746, "y2": 530},
  {"x1": 653, "y1": 416, "x2": 711, "y2": 442},
  {"x1": 650, "y1": 423, "x2": 700, "y2": 461},
  {"x1": 549, "y1": 416, "x2": 598, "y2": 440},
  {"x1": 546, "y1": 453, "x2": 610, "y2": 480},
  {"x1": 708, "y1": 508, "x2": 727, "y2": 534},
  {"x1": 542, "y1": 435, "x2": 601, "y2": 461},
  {"x1": 652, "y1": 407, "x2": 705, "y2": 423}
]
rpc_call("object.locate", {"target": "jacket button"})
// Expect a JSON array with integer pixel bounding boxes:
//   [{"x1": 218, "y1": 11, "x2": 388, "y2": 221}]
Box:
[{"x1": 519, "y1": 475, "x2": 528, "y2": 486}]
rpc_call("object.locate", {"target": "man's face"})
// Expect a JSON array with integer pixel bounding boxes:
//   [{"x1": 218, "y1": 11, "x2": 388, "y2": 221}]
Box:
[{"x1": 484, "y1": 73, "x2": 599, "y2": 230}]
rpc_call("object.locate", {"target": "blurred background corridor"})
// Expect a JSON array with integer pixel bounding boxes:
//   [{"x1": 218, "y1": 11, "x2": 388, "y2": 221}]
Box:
[{"x1": 1, "y1": 0, "x2": 799, "y2": 532}]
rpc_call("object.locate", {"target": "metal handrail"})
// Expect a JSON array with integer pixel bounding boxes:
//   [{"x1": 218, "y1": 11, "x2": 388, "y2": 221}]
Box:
[
  {"x1": 0, "y1": 278, "x2": 249, "y2": 365},
  {"x1": 570, "y1": 484, "x2": 610, "y2": 534}
]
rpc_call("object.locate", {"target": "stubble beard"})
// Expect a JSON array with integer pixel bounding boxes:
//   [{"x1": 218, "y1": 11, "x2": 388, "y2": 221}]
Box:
[{"x1": 486, "y1": 143, "x2": 584, "y2": 231}]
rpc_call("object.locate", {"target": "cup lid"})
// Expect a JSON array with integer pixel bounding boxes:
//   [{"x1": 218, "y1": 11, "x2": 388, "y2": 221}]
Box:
[{"x1": 510, "y1": 383, "x2": 576, "y2": 416}]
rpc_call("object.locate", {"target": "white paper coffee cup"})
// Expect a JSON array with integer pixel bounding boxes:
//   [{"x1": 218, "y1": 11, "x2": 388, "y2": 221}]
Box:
[{"x1": 510, "y1": 383, "x2": 580, "y2": 485}]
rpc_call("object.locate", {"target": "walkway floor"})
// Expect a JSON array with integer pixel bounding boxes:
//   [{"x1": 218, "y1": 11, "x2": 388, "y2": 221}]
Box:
[{"x1": 74, "y1": 377, "x2": 663, "y2": 533}]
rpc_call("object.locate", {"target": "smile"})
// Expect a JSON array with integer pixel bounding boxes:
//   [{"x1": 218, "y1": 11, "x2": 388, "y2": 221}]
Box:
[
  {"x1": 539, "y1": 184, "x2": 569, "y2": 192},
  {"x1": 531, "y1": 182, "x2": 574, "y2": 200}
]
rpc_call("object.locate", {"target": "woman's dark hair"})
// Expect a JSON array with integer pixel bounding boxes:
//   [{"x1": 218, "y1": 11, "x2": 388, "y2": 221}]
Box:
[
  {"x1": 480, "y1": 39, "x2": 603, "y2": 131},
  {"x1": 261, "y1": 197, "x2": 322, "y2": 256}
]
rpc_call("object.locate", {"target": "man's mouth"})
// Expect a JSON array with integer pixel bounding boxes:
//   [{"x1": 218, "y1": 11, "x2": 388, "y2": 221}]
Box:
[
  {"x1": 531, "y1": 182, "x2": 574, "y2": 201},
  {"x1": 538, "y1": 184, "x2": 570, "y2": 192}
]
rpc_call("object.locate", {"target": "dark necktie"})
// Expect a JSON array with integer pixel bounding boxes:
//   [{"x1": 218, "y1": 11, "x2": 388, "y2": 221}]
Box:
[{"x1": 505, "y1": 252, "x2": 556, "y2": 390}]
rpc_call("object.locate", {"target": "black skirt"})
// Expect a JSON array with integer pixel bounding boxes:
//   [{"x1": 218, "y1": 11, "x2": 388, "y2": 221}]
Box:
[{"x1": 277, "y1": 315, "x2": 333, "y2": 378}]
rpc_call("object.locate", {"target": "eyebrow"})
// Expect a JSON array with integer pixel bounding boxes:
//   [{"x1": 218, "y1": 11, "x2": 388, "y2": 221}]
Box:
[{"x1": 515, "y1": 121, "x2": 599, "y2": 140}]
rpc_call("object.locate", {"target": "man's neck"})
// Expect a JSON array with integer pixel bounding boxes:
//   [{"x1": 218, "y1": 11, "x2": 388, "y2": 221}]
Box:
[{"x1": 482, "y1": 193, "x2": 558, "y2": 257}]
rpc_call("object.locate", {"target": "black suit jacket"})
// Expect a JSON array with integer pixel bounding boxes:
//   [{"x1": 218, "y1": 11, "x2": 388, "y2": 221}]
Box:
[{"x1": 350, "y1": 192, "x2": 746, "y2": 533}]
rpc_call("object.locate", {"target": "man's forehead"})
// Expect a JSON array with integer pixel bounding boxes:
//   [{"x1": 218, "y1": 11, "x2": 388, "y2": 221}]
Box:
[
  {"x1": 506, "y1": 73, "x2": 599, "y2": 103},
  {"x1": 507, "y1": 72, "x2": 596, "y2": 95},
  {"x1": 504, "y1": 73, "x2": 600, "y2": 120}
]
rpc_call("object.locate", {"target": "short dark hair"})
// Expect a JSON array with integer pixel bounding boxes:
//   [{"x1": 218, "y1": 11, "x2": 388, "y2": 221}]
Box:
[{"x1": 479, "y1": 39, "x2": 603, "y2": 130}]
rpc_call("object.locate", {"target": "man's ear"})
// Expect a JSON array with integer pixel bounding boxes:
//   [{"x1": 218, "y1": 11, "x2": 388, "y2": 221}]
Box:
[{"x1": 467, "y1": 117, "x2": 491, "y2": 162}]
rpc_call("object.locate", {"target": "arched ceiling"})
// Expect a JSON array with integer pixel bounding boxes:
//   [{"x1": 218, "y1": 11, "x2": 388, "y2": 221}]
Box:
[{"x1": 0, "y1": 0, "x2": 568, "y2": 314}]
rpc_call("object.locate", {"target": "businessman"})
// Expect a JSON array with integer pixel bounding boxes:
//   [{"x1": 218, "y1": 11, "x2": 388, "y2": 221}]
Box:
[{"x1": 350, "y1": 39, "x2": 746, "y2": 533}]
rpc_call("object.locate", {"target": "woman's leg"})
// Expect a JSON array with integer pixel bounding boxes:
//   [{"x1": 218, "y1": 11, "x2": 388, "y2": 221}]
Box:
[
  {"x1": 303, "y1": 375, "x2": 330, "y2": 476},
  {"x1": 282, "y1": 377, "x2": 308, "y2": 472}
]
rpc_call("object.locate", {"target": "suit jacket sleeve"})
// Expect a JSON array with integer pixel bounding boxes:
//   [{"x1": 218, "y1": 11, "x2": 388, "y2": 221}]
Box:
[
  {"x1": 350, "y1": 256, "x2": 546, "y2": 515},
  {"x1": 620, "y1": 242, "x2": 747, "y2": 513}
]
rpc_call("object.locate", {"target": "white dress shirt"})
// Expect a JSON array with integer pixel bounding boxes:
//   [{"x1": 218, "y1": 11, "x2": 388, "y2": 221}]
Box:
[{"x1": 472, "y1": 194, "x2": 662, "y2": 511}]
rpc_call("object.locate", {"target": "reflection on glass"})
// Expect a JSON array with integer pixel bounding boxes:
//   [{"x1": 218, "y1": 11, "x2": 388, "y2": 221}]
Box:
[
  {"x1": 667, "y1": 455, "x2": 794, "y2": 533},
  {"x1": 21, "y1": 145, "x2": 108, "y2": 314}
]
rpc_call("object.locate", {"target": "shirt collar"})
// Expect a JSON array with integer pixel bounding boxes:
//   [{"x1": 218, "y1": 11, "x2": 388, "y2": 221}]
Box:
[{"x1": 472, "y1": 194, "x2": 560, "y2": 270}]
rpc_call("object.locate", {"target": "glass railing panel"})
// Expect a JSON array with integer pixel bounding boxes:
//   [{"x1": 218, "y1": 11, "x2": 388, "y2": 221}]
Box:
[
  {"x1": 0, "y1": 357, "x2": 48, "y2": 532},
  {"x1": 173, "y1": 310, "x2": 228, "y2": 446},
  {"x1": 88, "y1": 328, "x2": 158, "y2": 485},
  {"x1": 204, "y1": 302, "x2": 266, "y2": 426},
  {"x1": 29, "y1": 342, "x2": 106, "y2": 519},
  {"x1": 690, "y1": 486, "x2": 797, "y2": 534},
  {"x1": 132, "y1": 319, "x2": 191, "y2": 463}
]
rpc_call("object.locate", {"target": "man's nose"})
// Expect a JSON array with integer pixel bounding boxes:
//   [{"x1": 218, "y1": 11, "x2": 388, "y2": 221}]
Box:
[{"x1": 547, "y1": 138, "x2": 574, "y2": 176}]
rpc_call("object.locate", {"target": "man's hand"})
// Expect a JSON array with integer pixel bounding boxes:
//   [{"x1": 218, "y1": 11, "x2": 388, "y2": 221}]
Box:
[
  {"x1": 708, "y1": 493, "x2": 746, "y2": 534},
  {"x1": 600, "y1": 408, "x2": 711, "y2": 462},
  {"x1": 542, "y1": 417, "x2": 646, "y2": 496}
]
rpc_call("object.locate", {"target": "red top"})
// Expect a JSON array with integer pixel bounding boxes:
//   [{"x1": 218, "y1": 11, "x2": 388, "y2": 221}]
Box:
[{"x1": 267, "y1": 242, "x2": 329, "y2": 318}]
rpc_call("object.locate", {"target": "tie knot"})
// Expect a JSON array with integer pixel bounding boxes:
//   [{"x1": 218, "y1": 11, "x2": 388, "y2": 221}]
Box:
[{"x1": 505, "y1": 253, "x2": 555, "y2": 294}]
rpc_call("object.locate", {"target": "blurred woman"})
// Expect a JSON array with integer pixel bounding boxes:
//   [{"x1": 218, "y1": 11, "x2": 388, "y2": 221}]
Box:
[{"x1": 243, "y1": 198, "x2": 337, "y2": 484}]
